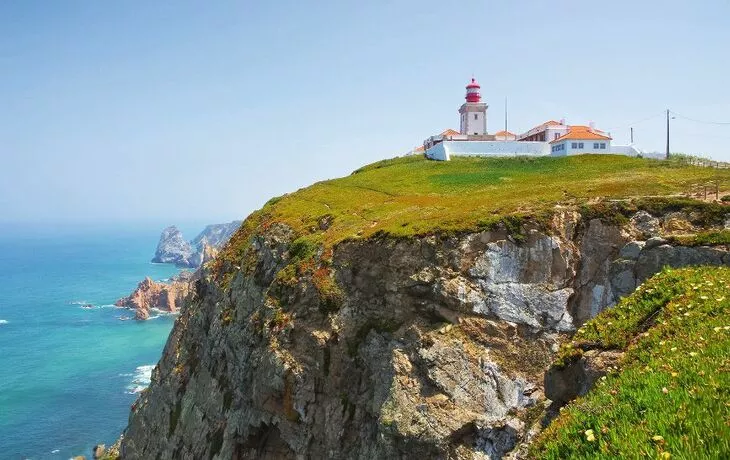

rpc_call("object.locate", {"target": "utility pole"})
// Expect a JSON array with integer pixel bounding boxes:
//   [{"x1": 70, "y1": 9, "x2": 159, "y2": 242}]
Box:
[
  {"x1": 504, "y1": 97, "x2": 508, "y2": 134},
  {"x1": 666, "y1": 109, "x2": 670, "y2": 159},
  {"x1": 630, "y1": 127, "x2": 634, "y2": 144}
]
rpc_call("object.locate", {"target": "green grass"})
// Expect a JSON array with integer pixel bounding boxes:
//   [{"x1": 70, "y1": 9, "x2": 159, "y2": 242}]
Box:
[
  {"x1": 215, "y1": 155, "x2": 730, "y2": 278},
  {"x1": 532, "y1": 266, "x2": 730, "y2": 459},
  {"x1": 668, "y1": 230, "x2": 730, "y2": 247}
]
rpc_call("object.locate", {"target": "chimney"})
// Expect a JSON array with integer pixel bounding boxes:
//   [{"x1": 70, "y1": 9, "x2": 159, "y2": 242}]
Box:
[
  {"x1": 589, "y1": 121, "x2": 596, "y2": 132},
  {"x1": 559, "y1": 118, "x2": 566, "y2": 126}
]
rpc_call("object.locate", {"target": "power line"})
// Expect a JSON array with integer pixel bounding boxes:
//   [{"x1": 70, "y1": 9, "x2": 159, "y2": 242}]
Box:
[{"x1": 670, "y1": 110, "x2": 730, "y2": 125}]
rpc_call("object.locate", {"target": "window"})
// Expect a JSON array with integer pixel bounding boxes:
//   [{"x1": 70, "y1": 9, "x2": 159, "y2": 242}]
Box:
[
  {"x1": 593, "y1": 143, "x2": 600, "y2": 149},
  {"x1": 600, "y1": 143, "x2": 606, "y2": 149},
  {"x1": 555, "y1": 133, "x2": 560, "y2": 140},
  {"x1": 474, "y1": 114, "x2": 478, "y2": 120},
  {"x1": 572, "y1": 142, "x2": 578, "y2": 149},
  {"x1": 578, "y1": 142, "x2": 584, "y2": 149}
]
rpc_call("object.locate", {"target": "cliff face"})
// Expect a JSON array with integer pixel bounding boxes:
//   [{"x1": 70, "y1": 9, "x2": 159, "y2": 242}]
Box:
[
  {"x1": 120, "y1": 208, "x2": 729, "y2": 459},
  {"x1": 192, "y1": 222, "x2": 243, "y2": 251}
]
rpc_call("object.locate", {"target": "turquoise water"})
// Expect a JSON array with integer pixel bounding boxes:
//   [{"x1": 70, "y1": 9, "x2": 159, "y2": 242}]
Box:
[{"x1": 0, "y1": 223, "x2": 201, "y2": 459}]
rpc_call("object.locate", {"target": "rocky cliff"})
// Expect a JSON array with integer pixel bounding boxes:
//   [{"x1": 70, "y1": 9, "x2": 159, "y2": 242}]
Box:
[
  {"x1": 118, "y1": 201, "x2": 730, "y2": 459},
  {"x1": 151, "y1": 226, "x2": 197, "y2": 267},
  {"x1": 115, "y1": 272, "x2": 195, "y2": 320},
  {"x1": 152, "y1": 222, "x2": 242, "y2": 268}
]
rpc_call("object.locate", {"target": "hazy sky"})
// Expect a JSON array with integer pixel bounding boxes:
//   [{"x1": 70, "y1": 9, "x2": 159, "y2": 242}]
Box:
[{"x1": 1, "y1": 1, "x2": 729, "y2": 224}]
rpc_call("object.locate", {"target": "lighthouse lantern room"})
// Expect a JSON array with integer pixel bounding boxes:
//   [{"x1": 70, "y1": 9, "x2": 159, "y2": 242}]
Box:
[{"x1": 458, "y1": 78, "x2": 488, "y2": 136}]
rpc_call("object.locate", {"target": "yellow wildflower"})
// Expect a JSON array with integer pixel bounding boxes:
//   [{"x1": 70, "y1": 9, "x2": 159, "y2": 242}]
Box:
[{"x1": 585, "y1": 429, "x2": 596, "y2": 442}]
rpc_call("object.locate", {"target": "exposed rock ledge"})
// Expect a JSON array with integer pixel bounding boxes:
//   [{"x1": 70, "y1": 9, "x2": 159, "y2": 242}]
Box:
[
  {"x1": 119, "y1": 207, "x2": 730, "y2": 459},
  {"x1": 115, "y1": 272, "x2": 194, "y2": 320}
]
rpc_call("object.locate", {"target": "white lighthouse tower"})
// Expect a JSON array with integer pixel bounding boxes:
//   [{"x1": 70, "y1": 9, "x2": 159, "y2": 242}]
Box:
[{"x1": 459, "y1": 78, "x2": 488, "y2": 136}]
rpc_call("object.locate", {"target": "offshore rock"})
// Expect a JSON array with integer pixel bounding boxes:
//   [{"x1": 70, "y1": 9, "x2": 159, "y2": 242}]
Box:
[
  {"x1": 115, "y1": 272, "x2": 194, "y2": 320},
  {"x1": 151, "y1": 222, "x2": 242, "y2": 268},
  {"x1": 151, "y1": 226, "x2": 196, "y2": 267}
]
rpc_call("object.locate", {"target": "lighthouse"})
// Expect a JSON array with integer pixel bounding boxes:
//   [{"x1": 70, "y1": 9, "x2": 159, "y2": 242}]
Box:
[{"x1": 458, "y1": 78, "x2": 488, "y2": 136}]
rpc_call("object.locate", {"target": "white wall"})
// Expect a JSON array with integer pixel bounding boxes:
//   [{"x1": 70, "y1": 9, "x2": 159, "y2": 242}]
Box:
[
  {"x1": 465, "y1": 111, "x2": 487, "y2": 135},
  {"x1": 610, "y1": 144, "x2": 642, "y2": 157},
  {"x1": 426, "y1": 141, "x2": 549, "y2": 161},
  {"x1": 544, "y1": 126, "x2": 569, "y2": 142},
  {"x1": 425, "y1": 142, "x2": 449, "y2": 161},
  {"x1": 551, "y1": 139, "x2": 611, "y2": 156}
]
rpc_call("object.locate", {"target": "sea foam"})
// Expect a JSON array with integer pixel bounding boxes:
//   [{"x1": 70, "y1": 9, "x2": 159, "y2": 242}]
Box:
[
  {"x1": 125, "y1": 364, "x2": 155, "y2": 394},
  {"x1": 0, "y1": 319, "x2": 8, "y2": 325}
]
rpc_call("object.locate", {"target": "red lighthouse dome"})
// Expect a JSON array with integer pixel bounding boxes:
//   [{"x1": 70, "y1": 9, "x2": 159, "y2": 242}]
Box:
[{"x1": 465, "y1": 78, "x2": 481, "y2": 103}]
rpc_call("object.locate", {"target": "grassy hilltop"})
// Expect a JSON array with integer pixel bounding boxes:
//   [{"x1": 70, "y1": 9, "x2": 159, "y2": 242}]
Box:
[{"x1": 217, "y1": 154, "x2": 730, "y2": 273}]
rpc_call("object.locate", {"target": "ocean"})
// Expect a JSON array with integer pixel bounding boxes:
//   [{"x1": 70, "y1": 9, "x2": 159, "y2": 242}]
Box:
[{"x1": 0, "y1": 223, "x2": 204, "y2": 459}]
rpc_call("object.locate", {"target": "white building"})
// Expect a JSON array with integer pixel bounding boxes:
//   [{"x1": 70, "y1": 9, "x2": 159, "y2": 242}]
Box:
[
  {"x1": 421, "y1": 77, "x2": 649, "y2": 161},
  {"x1": 549, "y1": 126, "x2": 612, "y2": 156},
  {"x1": 516, "y1": 120, "x2": 570, "y2": 143}
]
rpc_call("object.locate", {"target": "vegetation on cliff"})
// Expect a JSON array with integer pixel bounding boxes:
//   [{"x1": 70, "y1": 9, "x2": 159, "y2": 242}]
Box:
[
  {"x1": 532, "y1": 266, "x2": 730, "y2": 459},
  {"x1": 217, "y1": 155, "x2": 728, "y2": 268}
]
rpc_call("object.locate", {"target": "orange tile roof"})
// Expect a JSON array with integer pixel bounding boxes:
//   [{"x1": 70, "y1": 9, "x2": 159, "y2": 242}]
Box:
[
  {"x1": 569, "y1": 125, "x2": 606, "y2": 134},
  {"x1": 440, "y1": 128, "x2": 461, "y2": 137},
  {"x1": 412, "y1": 145, "x2": 425, "y2": 153},
  {"x1": 494, "y1": 130, "x2": 516, "y2": 136},
  {"x1": 550, "y1": 126, "x2": 612, "y2": 143}
]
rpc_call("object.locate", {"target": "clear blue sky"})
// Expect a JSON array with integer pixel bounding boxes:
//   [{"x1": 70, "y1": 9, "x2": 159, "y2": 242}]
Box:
[{"x1": 2, "y1": 0, "x2": 729, "y2": 224}]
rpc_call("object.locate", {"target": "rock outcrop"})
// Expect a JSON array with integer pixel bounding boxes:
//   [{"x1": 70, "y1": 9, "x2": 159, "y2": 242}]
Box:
[
  {"x1": 151, "y1": 222, "x2": 241, "y2": 268},
  {"x1": 192, "y1": 222, "x2": 242, "y2": 251},
  {"x1": 119, "y1": 207, "x2": 730, "y2": 459},
  {"x1": 115, "y1": 272, "x2": 194, "y2": 320},
  {"x1": 151, "y1": 226, "x2": 196, "y2": 267}
]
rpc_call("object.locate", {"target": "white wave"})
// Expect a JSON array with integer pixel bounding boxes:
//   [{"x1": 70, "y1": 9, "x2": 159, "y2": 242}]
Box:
[
  {"x1": 51, "y1": 449, "x2": 59, "y2": 453},
  {"x1": 0, "y1": 319, "x2": 8, "y2": 325},
  {"x1": 147, "y1": 308, "x2": 179, "y2": 319},
  {"x1": 125, "y1": 364, "x2": 155, "y2": 394},
  {"x1": 98, "y1": 304, "x2": 120, "y2": 309},
  {"x1": 69, "y1": 300, "x2": 87, "y2": 305}
]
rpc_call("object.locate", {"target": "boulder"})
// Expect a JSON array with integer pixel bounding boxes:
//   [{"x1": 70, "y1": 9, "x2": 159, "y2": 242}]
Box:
[
  {"x1": 93, "y1": 444, "x2": 106, "y2": 459},
  {"x1": 619, "y1": 241, "x2": 644, "y2": 260},
  {"x1": 630, "y1": 211, "x2": 660, "y2": 237},
  {"x1": 644, "y1": 236, "x2": 667, "y2": 250}
]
